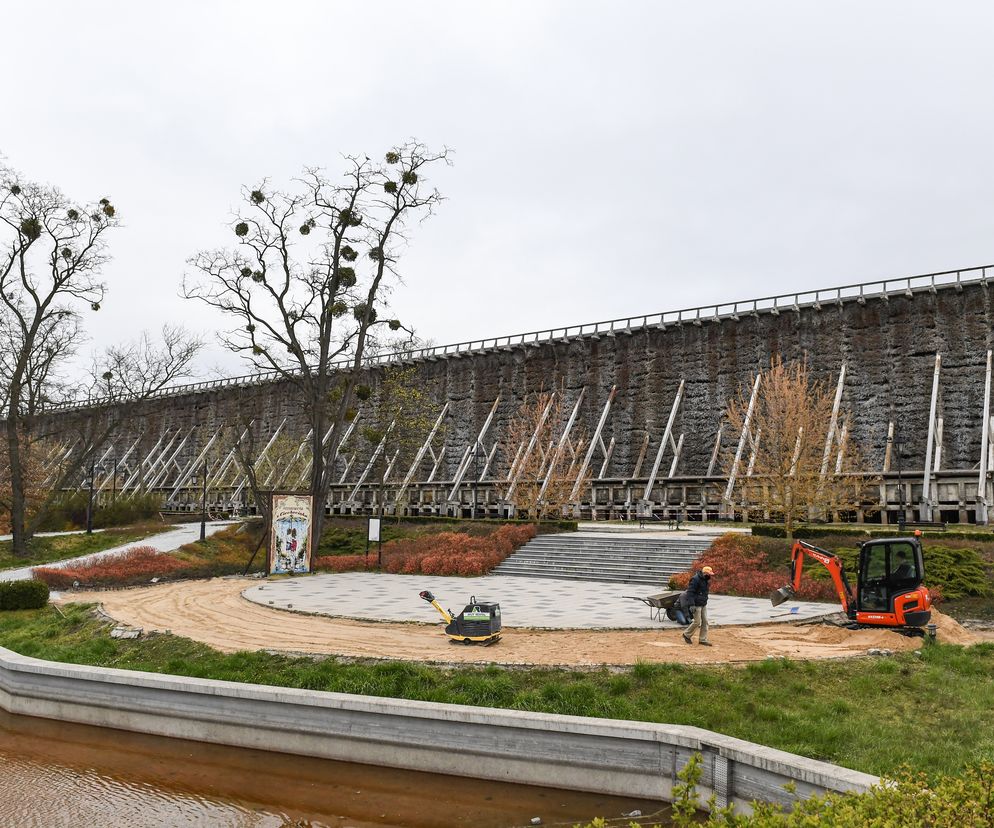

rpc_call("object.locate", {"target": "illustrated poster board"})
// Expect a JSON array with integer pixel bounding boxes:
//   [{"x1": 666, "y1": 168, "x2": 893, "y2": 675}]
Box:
[{"x1": 269, "y1": 493, "x2": 314, "y2": 575}]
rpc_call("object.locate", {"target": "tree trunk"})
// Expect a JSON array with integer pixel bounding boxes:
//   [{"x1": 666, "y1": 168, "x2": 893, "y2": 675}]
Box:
[
  {"x1": 6, "y1": 399, "x2": 29, "y2": 558},
  {"x1": 309, "y1": 411, "x2": 328, "y2": 552}
]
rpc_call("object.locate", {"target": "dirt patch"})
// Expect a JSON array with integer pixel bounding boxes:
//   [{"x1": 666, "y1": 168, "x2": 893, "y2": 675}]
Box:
[{"x1": 57, "y1": 579, "x2": 979, "y2": 667}]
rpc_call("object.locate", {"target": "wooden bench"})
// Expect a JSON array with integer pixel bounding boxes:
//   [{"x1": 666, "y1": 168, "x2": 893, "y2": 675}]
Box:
[{"x1": 895, "y1": 520, "x2": 946, "y2": 532}]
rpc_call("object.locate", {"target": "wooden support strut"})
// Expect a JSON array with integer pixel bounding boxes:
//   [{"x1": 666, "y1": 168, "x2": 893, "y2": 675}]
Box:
[
  {"x1": 642, "y1": 379, "x2": 685, "y2": 501},
  {"x1": 978, "y1": 350, "x2": 992, "y2": 524},
  {"x1": 121, "y1": 430, "x2": 172, "y2": 493},
  {"x1": 229, "y1": 418, "x2": 287, "y2": 504},
  {"x1": 706, "y1": 425, "x2": 723, "y2": 478},
  {"x1": 167, "y1": 426, "x2": 224, "y2": 501},
  {"x1": 147, "y1": 427, "x2": 196, "y2": 492},
  {"x1": 569, "y1": 385, "x2": 616, "y2": 501},
  {"x1": 723, "y1": 373, "x2": 762, "y2": 513},
  {"x1": 95, "y1": 434, "x2": 144, "y2": 494},
  {"x1": 820, "y1": 363, "x2": 847, "y2": 478},
  {"x1": 348, "y1": 420, "x2": 395, "y2": 500},
  {"x1": 538, "y1": 388, "x2": 586, "y2": 503},
  {"x1": 921, "y1": 354, "x2": 942, "y2": 521},
  {"x1": 396, "y1": 402, "x2": 449, "y2": 503},
  {"x1": 448, "y1": 397, "x2": 500, "y2": 503},
  {"x1": 506, "y1": 393, "x2": 557, "y2": 502}
]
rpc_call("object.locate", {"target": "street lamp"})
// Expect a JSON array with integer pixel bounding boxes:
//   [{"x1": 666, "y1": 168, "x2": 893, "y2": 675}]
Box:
[
  {"x1": 86, "y1": 461, "x2": 104, "y2": 534},
  {"x1": 199, "y1": 459, "x2": 208, "y2": 541},
  {"x1": 893, "y1": 427, "x2": 906, "y2": 530},
  {"x1": 471, "y1": 443, "x2": 480, "y2": 520}
]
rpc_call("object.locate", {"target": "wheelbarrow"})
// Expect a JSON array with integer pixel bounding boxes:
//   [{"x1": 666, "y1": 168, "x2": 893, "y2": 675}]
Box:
[{"x1": 623, "y1": 590, "x2": 685, "y2": 623}]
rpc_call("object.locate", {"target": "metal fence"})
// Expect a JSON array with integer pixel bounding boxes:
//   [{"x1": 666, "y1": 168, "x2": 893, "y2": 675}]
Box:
[{"x1": 48, "y1": 263, "x2": 992, "y2": 413}]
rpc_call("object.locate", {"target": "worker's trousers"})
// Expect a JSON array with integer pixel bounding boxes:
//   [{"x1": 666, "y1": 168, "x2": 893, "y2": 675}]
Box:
[{"x1": 686, "y1": 605, "x2": 709, "y2": 643}]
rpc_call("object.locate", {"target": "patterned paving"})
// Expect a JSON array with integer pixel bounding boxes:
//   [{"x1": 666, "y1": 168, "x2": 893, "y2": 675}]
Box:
[{"x1": 242, "y1": 572, "x2": 837, "y2": 630}]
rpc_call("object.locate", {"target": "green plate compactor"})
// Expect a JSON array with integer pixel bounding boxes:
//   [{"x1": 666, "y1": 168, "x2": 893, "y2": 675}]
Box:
[{"x1": 419, "y1": 590, "x2": 502, "y2": 645}]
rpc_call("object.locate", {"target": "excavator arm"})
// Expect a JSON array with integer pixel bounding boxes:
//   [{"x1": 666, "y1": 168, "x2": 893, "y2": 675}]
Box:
[{"x1": 771, "y1": 540, "x2": 855, "y2": 614}]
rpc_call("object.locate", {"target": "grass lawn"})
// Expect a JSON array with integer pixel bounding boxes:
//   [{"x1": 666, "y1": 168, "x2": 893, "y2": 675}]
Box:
[
  {"x1": 0, "y1": 522, "x2": 166, "y2": 570},
  {"x1": 1, "y1": 602, "x2": 992, "y2": 780}
]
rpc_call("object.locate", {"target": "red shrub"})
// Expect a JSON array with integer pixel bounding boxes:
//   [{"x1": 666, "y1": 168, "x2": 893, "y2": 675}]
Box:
[
  {"x1": 33, "y1": 546, "x2": 186, "y2": 590},
  {"x1": 313, "y1": 523, "x2": 537, "y2": 576},
  {"x1": 669, "y1": 534, "x2": 840, "y2": 602}
]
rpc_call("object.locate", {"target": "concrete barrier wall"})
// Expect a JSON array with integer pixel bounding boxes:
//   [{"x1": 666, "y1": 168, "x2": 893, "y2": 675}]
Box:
[{"x1": 0, "y1": 645, "x2": 877, "y2": 812}]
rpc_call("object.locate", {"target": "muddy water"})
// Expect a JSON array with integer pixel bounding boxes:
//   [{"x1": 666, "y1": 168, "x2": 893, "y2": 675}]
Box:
[{"x1": 0, "y1": 711, "x2": 668, "y2": 827}]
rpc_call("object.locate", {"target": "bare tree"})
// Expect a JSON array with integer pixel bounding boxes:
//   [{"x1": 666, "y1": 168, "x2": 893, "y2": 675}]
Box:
[
  {"x1": 184, "y1": 142, "x2": 450, "y2": 543},
  {"x1": 723, "y1": 357, "x2": 867, "y2": 538},
  {"x1": 0, "y1": 164, "x2": 117, "y2": 557},
  {"x1": 500, "y1": 390, "x2": 590, "y2": 520},
  {"x1": 29, "y1": 327, "x2": 203, "y2": 534},
  {"x1": 88, "y1": 324, "x2": 203, "y2": 400}
]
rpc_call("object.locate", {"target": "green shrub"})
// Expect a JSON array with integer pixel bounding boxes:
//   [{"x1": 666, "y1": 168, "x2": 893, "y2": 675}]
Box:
[
  {"x1": 0, "y1": 579, "x2": 50, "y2": 610},
  {"x1": 37, "y1": 492, "x2": 163, "y2": 531},
  {"x1": 581, "y1": 754, "x2": 994, "y2": 827},
  {"x1": 752, "y1": 523, "x2": 994, "y2": 542},
  {"x1": 799, "y1": 543, "x2": 989, "y2": 600}
]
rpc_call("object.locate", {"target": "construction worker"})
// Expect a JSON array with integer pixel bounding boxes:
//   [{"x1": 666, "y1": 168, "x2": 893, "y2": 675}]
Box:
[{"x1": 683, "y1": 565, "x2": 713, "y2": 646}]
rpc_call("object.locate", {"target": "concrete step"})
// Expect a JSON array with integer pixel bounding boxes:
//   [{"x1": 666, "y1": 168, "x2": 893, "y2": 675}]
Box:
[
  {"x1": 505, "y1": 552, "x2": 698, "y2": 565},
  {"x1": 493, "y1": 566, "x2": 685, "y2": 582},
  {"x1": 492, "y1": 531, "x2": 710, "y2": 584},
  {"x1": 492, "y1": 568, "x2": 667, "y2": 586}
]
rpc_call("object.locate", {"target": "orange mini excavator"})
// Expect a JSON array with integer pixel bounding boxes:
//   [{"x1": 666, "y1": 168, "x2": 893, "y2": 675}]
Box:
[{"x1": 770, "y1": 534, "x2": 933, "y2": 631}]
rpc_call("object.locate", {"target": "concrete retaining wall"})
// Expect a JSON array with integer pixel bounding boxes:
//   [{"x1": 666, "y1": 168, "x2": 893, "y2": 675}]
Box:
[{"x1": 0, "y1": 645, "x2": 877, "y2": 812}]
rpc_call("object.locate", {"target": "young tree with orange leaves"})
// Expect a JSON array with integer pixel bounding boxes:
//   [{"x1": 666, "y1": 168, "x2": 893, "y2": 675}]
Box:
[
  {"x1": 500, "y1": 390, "x2": 590, "y2": 520},
  {"x1": 723, "y1": 357, "x2": 868, "y2": 538}
]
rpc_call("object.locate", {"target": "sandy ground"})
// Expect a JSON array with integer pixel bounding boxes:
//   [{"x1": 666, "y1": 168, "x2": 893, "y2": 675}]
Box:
[{"x1": 56, "y1": 578, "x2": 982, "y2": 667}]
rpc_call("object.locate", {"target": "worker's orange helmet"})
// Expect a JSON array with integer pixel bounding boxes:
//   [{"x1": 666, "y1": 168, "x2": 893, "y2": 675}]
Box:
[{"x1": 702, "y1": 566, "x2": 714, "y2": 575}]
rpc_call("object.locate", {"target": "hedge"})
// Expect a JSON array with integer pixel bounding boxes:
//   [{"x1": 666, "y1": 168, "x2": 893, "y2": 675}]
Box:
[
  {"x1": 751, "y1": 523, "x2": 994, "y2": 542},
  {"x1": 0, "y1": 579, "x2": 50, "y2": 611},
  {"x1": 372, "y1": 515, "x2": 577, "y2": 533},
  {"x1": 596, "y1": 754, "x2": 994, "y2": 827}
]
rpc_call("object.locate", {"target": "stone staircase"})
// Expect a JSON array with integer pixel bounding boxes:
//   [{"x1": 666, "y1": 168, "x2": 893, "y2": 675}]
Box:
[{"x1": 492, "y1": 533, "x2": 712, "y2": 585}]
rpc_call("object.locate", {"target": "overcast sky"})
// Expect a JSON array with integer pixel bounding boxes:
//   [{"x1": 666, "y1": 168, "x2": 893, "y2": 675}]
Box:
[{"x1": 4, "y1": 1, "x2": 994, "y2": 377}]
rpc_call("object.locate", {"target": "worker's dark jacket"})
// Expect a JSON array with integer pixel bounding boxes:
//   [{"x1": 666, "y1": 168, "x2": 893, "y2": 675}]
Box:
[{"x1": 687, "y1": 572, "x2": 711, "y2": 607}]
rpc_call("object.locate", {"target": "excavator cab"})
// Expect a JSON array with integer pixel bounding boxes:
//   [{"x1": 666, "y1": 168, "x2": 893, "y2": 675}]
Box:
[
  {"x1": 855, "y1": 536, "x2": 931, "y2": 627},
  {"x1": 771, "y1": 535, "x2": 932, "y2": 630}
]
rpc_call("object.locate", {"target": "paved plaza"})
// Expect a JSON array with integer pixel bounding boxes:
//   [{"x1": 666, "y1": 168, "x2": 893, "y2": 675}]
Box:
[{"x1": 242, "y1": 572, "x2": 838, "y2": 630}]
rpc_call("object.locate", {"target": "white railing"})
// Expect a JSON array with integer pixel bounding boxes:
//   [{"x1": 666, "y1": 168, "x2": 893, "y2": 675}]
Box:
[{"x1": 47, "y1": 263, "x2": 992, "y2": 413}]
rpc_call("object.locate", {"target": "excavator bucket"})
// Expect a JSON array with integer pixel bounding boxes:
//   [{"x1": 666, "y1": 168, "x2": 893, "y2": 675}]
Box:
[{"x1": 770, "y1": 585, "x2": 795, "y2": 607}]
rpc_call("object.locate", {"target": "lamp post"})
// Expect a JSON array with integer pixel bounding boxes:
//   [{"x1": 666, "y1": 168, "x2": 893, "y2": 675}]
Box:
[
  {"x1": 199, "y1": 459, "x2": 208, "y2": 541},
  {"x1": 471, "y1": 443, "x2": 480, "y2": 520},
  {"x1": 893, "y1": 427, "x2": 906, "y2": 530},
  {"x1": 85, "y1": 461, "x2": 101, "y2": 534}
]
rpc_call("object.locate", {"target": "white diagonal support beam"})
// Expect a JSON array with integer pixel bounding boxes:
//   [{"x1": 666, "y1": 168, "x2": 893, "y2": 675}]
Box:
[
  {"x1": 449, "y1": 397, "x2": 500, "y2": 502},
  {"x1": 667, "y1": 433, "x2": 685, "y2": 478},
  {"x1": 978, "y1": 350, "x2": 993, "y2": 524},
  {"x1": 168, "y1": 426, "x2": 224, "y2": 501},
  {"x1": 348, "y1": 420, "x2": 395, "y2": 500},
  {"x1": 570, "y1": 385, "x2": 616, "y2": 501},
  {"x1": 506, "y1": 393, "x2": 557, "y2": 501},
  {"x1": 642, "y1": 379, "x2": 685, "y2": 500},
  {"x1": 921, "y1": 353, "x2": 941, "y2": 521},
  {"x1": 122, "y1": 430, "x2": 172, "y2": 493},
  {"x1": 820, "y1": 363, "x2": 847, "y2": 478},
  {"x1": 397, "y1": 403, "x2": 449, "y2": 502},
  {"x1": 706, "y1": 425, "x2": 723, "y2": 477},
  {"x1": 723, "y1": 372, "x2": 762, "y2": 514},
  {"x1": 537, "y1": 389, "x2": 585, "y2": 504},
  {"x1": 96, "y1": 434, "x2": 143, "y2": 494}
]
